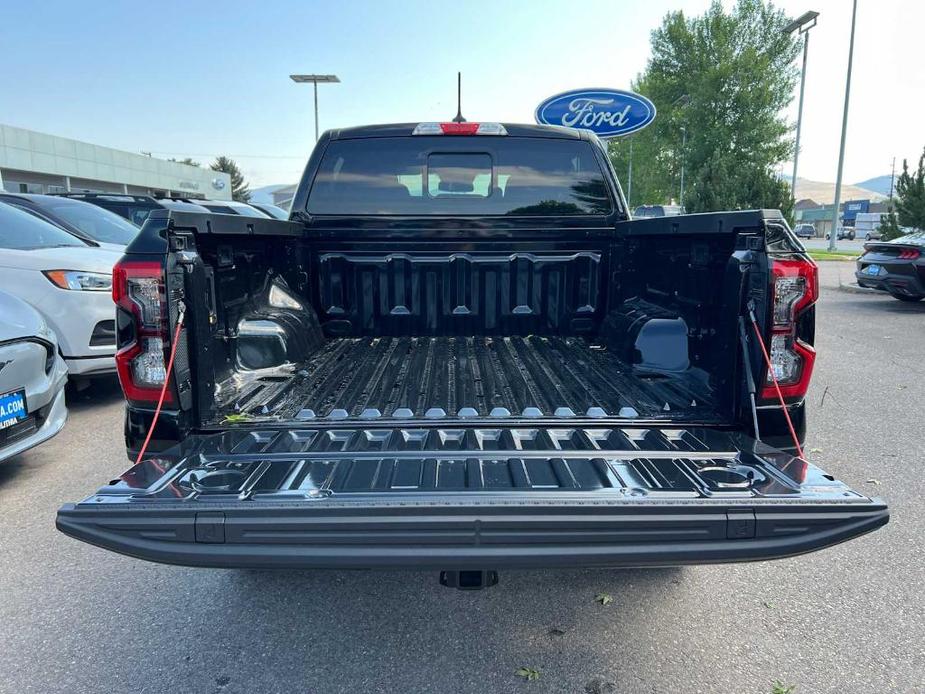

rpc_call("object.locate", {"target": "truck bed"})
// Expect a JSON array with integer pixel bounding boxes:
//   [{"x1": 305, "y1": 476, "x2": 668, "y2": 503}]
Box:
[{"x1": 212, "y1": 335, "x2": 718, "y2": 423}]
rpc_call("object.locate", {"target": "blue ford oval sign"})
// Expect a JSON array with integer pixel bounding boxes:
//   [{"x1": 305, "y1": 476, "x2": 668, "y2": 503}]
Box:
[{"x1": 535, "y1": 88, "x2": 656, "y2": 138}]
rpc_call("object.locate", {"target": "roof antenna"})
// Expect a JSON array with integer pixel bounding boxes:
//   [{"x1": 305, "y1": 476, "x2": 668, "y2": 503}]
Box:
[{"x1": 452, "y1": 72, "x2": 466, "y2": 123}]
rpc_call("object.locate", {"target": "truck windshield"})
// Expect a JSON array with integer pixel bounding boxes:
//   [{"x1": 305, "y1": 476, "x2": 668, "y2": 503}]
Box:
[{"x1": 306, "y1": 137, "x2": 612, "y2": 216}]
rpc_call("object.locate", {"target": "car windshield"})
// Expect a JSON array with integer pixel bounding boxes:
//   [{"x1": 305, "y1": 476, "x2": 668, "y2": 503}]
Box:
[
  {"x1": 255, "y1": 204, "x2": 289, "y2": 220},
  {"x1": 70, "y1": 197, "x2": 159, "y2": 226},
  {"x1": 202, "y1": 203, "x2": 268, "y2": 218},
  {"x1": 159, "y1": 199, "x2": 210, "y2": 212},
  {"x1": 0, "y1": 202, "x2": 88, "y2": 250},
  {"x1": 45, "y1": 199, "x2": 138, "y2": 245},
  {"x1": 307, "y1": 137, "x2": 612, "y2": 216}
]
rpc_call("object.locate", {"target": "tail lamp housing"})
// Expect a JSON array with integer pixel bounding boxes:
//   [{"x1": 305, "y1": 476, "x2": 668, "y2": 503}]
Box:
[
  {"x1": 112, "y1": 260, "x2": 174, "y2": 404},
  {"x1": 762, "y1": 257, "x2": 818, "y2": 403}
]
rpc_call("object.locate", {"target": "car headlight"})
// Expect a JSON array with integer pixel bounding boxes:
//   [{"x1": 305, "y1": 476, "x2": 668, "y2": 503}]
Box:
[{"x1": 42, "y1": 270, "x2": 113, "y2": 292}]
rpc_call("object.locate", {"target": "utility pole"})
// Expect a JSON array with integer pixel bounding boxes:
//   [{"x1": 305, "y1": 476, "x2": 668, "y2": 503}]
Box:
[
  {"x1": 888, "y1": 156, "x2": 896, "y2": 205},
  {"x1": 828, "y1": 0, "x2": 858, "y2": 252}
]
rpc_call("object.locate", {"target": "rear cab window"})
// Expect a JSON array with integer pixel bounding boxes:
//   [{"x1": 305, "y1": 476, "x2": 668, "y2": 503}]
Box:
[{"x1": 306, "y1": 136, "x2": 613, "y2": 216}]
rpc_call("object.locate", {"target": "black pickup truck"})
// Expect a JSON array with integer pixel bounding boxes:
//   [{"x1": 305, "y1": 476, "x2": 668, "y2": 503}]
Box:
[{"x1": 57, "y1": 122, "x2": 887, "y2": 585}]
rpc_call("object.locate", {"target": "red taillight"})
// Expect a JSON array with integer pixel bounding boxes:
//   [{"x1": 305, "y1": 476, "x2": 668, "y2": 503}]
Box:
[
  {"x1": 898, "y1": 248, "x2": 920, "y2": 260},
  {"x1": 440, "y1": 122, "x2": 480, "y2": 135},
  {"x1": 113, "y1": 260, "x2": 173, "y2": 404},
  {"x1": 761, "y1": 258, "x2": 818, "y2": 402},
  {"x1": 411, "y1": 122, "x2": 508, "y2": 136}
]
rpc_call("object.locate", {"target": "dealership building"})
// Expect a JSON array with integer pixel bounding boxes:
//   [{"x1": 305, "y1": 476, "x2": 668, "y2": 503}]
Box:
[{"x1": 0, "y1": 124, "x2": 231, "y2": 200}]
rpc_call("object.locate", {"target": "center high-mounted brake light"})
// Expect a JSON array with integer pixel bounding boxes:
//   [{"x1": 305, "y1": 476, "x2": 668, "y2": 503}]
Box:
[
  {"x1": 761, "y1": 257, "x2": 818, "y2": 403},
  {"x1": 112, "y1": 260, "x2": 176, "y2": 404},
  {"x1": 412, "y1": 122, "x2": 508, "y2": 136}
]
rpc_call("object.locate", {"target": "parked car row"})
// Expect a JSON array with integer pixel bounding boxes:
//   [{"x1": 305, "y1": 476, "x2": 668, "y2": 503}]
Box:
[
  {"x1": 0, "y1": 202, "x2": 121, "y2": 379},
  {"x1": 826, "y1": 226, "x2": 856, "y2": 241},
  {"x1": 0, "y1": 192, "x2": 139, "y2": 249},
  {"x1": 0, "y1": 190, "x2": 288, "y2": 463},
  {"x1": 0, "y1": 195, "x2": 132, "y2": 462},
  {"x1": 51, "y1": 192, "x2": 289, "y2": 225},
  {"x1": 632, "y1": 204, "x2": 684, "y2": 218}
]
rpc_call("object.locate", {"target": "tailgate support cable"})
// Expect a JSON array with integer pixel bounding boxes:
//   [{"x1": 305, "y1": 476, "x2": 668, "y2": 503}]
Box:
[
  {"x1": 135, "y1": 302, "x2": 186, "y2": 465},
  {"x1": 747, "y1": 304, "x2": 805, "y2": 461}
]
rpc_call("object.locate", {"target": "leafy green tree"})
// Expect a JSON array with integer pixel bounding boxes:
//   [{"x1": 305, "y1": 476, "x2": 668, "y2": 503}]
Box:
[
  {"x1": 893, "y1": 148, "x2": 925, "y2": 231},
  {"x1": 210, "y1": 156, "x2": 251, "y2": 202},
  {"x1": 610, "y1": 0, "x2": 798, "y2": 217},
  {"x1": 879, "y1": 208, "x2": 903, "y2": 241}
]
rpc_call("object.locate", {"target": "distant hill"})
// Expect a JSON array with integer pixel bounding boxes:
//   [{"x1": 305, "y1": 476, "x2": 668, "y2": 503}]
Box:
[
  {"x1": 249, "y1": 184, "x2": 289, "y2": 204},
  {"x1": 793, "y1": 177, "x2": 884, "y2": 205},
  {"x1": 852, "y1": 175, "x2": 893, "y2": 197}
]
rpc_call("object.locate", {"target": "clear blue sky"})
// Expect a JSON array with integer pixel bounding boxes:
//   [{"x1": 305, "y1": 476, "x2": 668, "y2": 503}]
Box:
[{"x1": 2, "y1": 0, "x2": 921, "y2": 188}]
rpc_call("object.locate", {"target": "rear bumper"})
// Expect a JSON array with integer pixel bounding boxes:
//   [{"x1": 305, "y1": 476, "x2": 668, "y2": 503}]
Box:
[
  {"x1": 856, "y1": 265, "x2": 925, "y2": 297},
  {"x1": 64, "y1": 354, "x2": 115, "y2": 377},
  {"x1": 56, "y1": 498, "x2": 888, "y2": 570},
  {"x1": 1, "y1": 386, "x2": 67, "y2": 463}
]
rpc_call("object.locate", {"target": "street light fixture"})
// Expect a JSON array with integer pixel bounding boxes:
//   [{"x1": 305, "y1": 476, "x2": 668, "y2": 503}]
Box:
[
  {"x1": 783, "y1": 10, "x2": 819, "y2": 203},
  {"x1": 290, "y1": 74, "x2": 341, "y2": 142}
]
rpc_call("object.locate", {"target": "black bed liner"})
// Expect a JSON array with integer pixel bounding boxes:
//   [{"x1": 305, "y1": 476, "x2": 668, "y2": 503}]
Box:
[{"x1": 214, "y1": 336, "x2": 717, "y2": 423}]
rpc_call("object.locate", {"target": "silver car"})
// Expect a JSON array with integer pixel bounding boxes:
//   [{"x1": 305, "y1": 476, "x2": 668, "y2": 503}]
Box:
[
  {"x1": 0, "y1": 290, "x2": 68, "y2": 463},
  {"x1": 0, "y1": 202, "x2": 122, "y2": 380}
]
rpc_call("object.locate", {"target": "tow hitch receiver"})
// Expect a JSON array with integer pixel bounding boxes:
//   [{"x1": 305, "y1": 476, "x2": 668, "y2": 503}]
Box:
[{"x1": 440, "y1": 570, "x2": 499, "y2": 590}]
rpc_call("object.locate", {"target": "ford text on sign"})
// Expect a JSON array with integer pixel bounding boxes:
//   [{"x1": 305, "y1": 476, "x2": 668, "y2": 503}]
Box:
[{"x1": 534, "y1": 88, "x2": 656, "y2": 138}]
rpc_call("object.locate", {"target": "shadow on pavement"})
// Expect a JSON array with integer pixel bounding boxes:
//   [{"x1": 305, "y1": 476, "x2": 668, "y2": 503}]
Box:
[
  {"x1": 0, "y1": 453, "x2": 30, "y2": 487},
  {"x1": 839, "y1": 295, "x2": 925, "y2": 315},
  {"x1": 65, "y1": 376, "x2": 124, "y2": 412}
]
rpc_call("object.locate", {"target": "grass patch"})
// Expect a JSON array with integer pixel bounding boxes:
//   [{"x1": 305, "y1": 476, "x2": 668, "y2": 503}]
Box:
[
  {"x1": 807, "y1": 250, "x2": 858, "y2": 262},
  {"x1": 516, "y1": 667, "x2": 541, "y2": 682}
]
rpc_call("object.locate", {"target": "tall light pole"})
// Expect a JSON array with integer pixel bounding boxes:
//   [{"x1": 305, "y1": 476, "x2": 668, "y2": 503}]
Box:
[
  {"x1": 627, "y1": 139, "x2": 634, "y2": 209},
  {"x1": 828, "y1": 0, "x2": 858, "y2": 252},
  {"x1": 679, "y1": 126, "x2": 687, "y2": 206},
  {"x1": 290, "y1": 74, "x2": 341, "y2": 142},
  {"x1": 783, "y1": 11, "x2": 819, "y2": 203},
  {"x1": 673, "y1": 94, "x2": 690, "y2": 208}
]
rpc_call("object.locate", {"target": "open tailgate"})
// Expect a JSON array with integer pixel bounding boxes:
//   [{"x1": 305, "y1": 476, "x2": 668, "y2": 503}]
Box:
[{"x1": 57, "y1": 424, "x2": 887, "y2": 569}]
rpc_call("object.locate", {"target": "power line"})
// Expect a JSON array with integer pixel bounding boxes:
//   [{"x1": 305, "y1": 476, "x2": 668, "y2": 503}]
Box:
[{"x1": 149, "y1": 151, "x2": 305, "y2": 159}]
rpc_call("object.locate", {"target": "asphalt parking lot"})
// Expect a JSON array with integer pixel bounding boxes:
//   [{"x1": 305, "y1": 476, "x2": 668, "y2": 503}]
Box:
[{"x1": 0, "y1": 262, "x2": 922, "y2": 694}]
